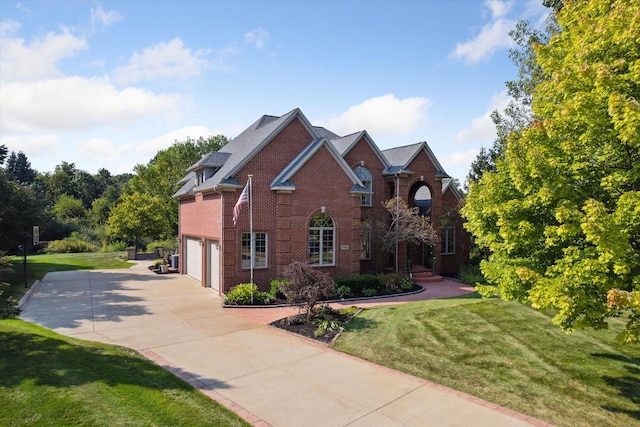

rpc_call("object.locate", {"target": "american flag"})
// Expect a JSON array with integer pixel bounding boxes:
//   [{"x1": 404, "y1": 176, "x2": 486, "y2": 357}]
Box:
[{"x1": 232, "y1": 183, "x2": 249, "y2": 227}]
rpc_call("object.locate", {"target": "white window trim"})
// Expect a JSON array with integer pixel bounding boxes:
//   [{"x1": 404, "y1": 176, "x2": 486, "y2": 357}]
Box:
[{"x1": 309, "y1": 215, "x2": 335, "y2": 267}]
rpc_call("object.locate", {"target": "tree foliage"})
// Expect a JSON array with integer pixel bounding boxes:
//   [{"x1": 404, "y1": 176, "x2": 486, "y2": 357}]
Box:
[
  {"x1": 0, "y1": 169, "x2": 43, "y2": 252},
  {"x1": 462, "y1": 0, "x2": 640, "y2": 342},
  {"x1": 467, "y1": 17, "x2": 559, "y2": 186},
  {"x1": 126, "y1": 135, "x2": 228, "y2": 237},
  {"x1": 106, "y1": 192, "x2": 171, "y2": 252},
  {"x1": 0, "y1": 252, "x2": 20, "y2": 318},
  {"x1": 362, "y1": 197, "x2": 438, "y2": 273},
  {"x1": 280, "y1": 261, "x2": 336, "y2": 321},
  {"x1": 6, "y1": 151, "x2": 36, "y2": 184}
]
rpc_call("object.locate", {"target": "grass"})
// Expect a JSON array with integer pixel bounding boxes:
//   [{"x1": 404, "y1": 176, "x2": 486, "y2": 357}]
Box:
[
  {"x1": 5, "y1": 252, "x2": 134, "y2": 301},
  {"x1": 334, "y1": 296, "x2": 640, "y2": 427},
  {"x1": 0, "y1": 319, "x2": 249, "y2": 427}
]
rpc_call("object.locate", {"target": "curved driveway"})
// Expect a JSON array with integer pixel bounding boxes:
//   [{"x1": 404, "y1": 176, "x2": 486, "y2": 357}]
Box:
[{"x1": 19, "y1": 262, "x2": 550, "y2": 427}]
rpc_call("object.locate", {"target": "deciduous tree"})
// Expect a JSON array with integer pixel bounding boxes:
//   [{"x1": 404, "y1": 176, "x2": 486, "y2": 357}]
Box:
[
  {"x1": 362, "y1": 197, "x2": 438, "y2": 273},
  {"x1": 106, "y1": 192, "x2": 171, "y2": 252},
  {"x1": 462, "y1": 0, "x2": 640, "y2": 343}
]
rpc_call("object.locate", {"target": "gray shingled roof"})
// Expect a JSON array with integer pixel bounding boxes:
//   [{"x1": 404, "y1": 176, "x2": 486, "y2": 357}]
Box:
[
  {"x1": 271, "y1": 136, "x2": 367, "y2": 193},
  {"x1": 381, "y1": 142, "x2": 423, "y2": 167},
  {"x1": 174, "y1": 108, "x2": 327, "y2": 198},
  {"x1": 186, "y1": 151, "x2": 231, "y2": 172},
  {"x1": 313, "y1": 126, "x2": 340, "y2": 140},
  {"x1": 381, "y1": 142, "x2": 448, "y2": 178},
  {"x1": 329, "y1": 132, "x2": 362, "y2": 155}
]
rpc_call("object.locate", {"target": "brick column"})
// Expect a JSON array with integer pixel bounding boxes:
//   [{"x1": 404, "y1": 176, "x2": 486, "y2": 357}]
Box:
[{"x1": 275, "y1": 191, "x2": 292, "y2": 276}]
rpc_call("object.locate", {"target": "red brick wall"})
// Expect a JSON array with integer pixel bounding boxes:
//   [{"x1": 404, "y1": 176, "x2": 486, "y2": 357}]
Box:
[
  {"x1": 178, "y1": 192, "x2": 223, "y2": 285},
  {"x1": 439, "y1": 189, "x2": 469, "y2": 276},
  {"x1": 221, "y1": 140, "x2": 361, "y2": 292},
  {"x1": 341, "y1": 137, "x2": 390, "y2": 273},
  {"x1": 404, "y1": 149, "x2": 444, "y2": 274},
  {"x1": 178, "y1": 116, "x2": 469, "y2": 292}
]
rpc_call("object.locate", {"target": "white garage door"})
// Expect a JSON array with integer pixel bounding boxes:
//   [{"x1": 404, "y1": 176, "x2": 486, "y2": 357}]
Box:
[
  {"x1": 185, "y1": 237, "x2": 202, "y2": 282},
  {"x1": 207, "y1": 240, "x2": 220, "y2": 292}
]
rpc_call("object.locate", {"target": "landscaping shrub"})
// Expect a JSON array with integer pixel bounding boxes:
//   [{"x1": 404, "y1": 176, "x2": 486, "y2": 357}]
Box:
[
  {"x1": 269, "y1": 278, "x2": 288, "y2": 300},
  {"x1": 280, "y1": 261, "x2": 336, "y2": 321},
  {"x1": 312, "y1": 305, "x2": 344, "y2": 337},
  {"x1": 336, "y1": 285, "x2": 352, "y2": 299},
  {"x1": 379, "y1": 273, "x2": 414, "y2": 294},
  {"x1": 225, "y1": 283, "x2": 274, "y2": 305},
  {"x1": 46, "y1": 238, "x2": 99, "y2": 253},
  {"x1": 0, "y1": 252, "x2": 20, "y2": 318},
  {"x1": 458, "y1": 264, "x2": 487, "y2": 286},
  {"x1": 102, "y1": 241, "x2": 127, "y2": 252},
  {"x1": 333, "y1": 274, "x2": 380, "y2": 294},
  {"x1": 361, "y1": 288, "x2": 378, "y2": 297},
  {"x1": 145, "y1": 239, "x2": 179, "y2": 255}
]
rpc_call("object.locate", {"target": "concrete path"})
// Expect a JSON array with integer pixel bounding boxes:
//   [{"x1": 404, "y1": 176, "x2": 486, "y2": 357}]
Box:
[{"x1": 19, "y1": 263, "x2": 551, "y2": 427}]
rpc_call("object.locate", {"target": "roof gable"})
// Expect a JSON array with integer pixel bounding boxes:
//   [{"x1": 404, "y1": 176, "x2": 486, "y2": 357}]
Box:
[
  {"x1": 330, "y1": 131, "x2": 391, "y2": 169},
  {"x1": 271, "y1": 137, "x2": 367, "y2": 193},
  {"x1": 187, "y1": 108, "x2": 319, "y2": 193},
  {"x1": 382, "y1": 141, "x2": 449, "y2": 178}
]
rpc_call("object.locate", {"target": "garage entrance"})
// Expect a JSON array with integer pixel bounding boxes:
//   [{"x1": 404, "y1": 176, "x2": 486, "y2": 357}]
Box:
[{"x1": 185, "y1": 237, "x2": 202, "y2": 282}]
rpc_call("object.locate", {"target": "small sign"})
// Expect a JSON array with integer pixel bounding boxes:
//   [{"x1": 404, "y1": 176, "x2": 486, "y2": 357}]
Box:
[
  {"x1": 33, "y1": 226, "x2": 39, "y2": 245},
  {"x1": 340, "y1": 245, "x2": 350, "y2": 250}
]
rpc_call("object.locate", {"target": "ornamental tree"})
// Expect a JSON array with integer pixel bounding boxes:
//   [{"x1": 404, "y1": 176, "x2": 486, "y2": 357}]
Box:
[
  {"x1": 462, "y1": 0, "x2": 640, "y2": 343},
  {"x1": 106, "y1": 192, "x2": 171, "y2": 252},
  {"x1": 362, "y1": 197, "x2": 438, "y2": 273}
]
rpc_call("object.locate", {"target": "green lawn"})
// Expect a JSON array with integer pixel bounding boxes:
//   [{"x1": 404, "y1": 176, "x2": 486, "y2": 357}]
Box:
[
  {"x1": 0, "y1": 319, "x2": 249, "y2": 427},
  {"x1": 334, "y1": 296, "x2": 640, "y2": 427},
  {"x1": 5, "y1": 252, "x2": 134, "y2": 301}
]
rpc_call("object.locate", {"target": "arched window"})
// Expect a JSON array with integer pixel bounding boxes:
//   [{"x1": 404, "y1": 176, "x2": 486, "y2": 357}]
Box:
[
  {"x1": 354, "y1": 166, "x2": 372, "y2": 206},
  {"x1": 308, "y1": 213, "x2": 335, "y2": 266}
]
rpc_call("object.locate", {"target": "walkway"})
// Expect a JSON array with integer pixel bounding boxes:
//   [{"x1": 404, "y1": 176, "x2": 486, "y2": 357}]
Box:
[
  {"x1": 225, "y1": 278, "x2": 476, "y2": 325},
  {"x1": 19, "y1": 263, "x2": 551, "y2": 427}
]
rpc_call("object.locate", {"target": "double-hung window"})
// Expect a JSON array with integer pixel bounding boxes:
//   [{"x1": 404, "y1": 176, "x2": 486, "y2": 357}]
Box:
[
  {"x1": 441, "y1": 225, "x2": 455, "y2": 255},
  {"x1": 309, "y1": 213, "x2": 335, "y2": 266},
  {"x1": 241, "y1": 232, "x2": 267, "y2": 268}
]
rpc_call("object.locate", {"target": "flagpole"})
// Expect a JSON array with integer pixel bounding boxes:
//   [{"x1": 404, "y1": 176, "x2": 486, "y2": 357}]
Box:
[{"x1": 248, "y1": 175, "x2": 254, "y2": 302}]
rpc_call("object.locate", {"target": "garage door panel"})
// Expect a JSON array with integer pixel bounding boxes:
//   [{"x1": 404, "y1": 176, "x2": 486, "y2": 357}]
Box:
[{"x1": 185, "y1": 237, "x2": 202, "y2": 282}]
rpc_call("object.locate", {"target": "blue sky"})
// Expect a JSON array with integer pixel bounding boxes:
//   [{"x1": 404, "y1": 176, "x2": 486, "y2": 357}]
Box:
[{"x1": 0, "y1": 0, "x2": 549, "y2": 184}]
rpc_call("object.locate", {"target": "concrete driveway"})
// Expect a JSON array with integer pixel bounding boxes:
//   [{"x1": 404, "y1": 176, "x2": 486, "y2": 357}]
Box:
[{"x1": 19, "y1": 263, "x2": 549, "y2": 427}]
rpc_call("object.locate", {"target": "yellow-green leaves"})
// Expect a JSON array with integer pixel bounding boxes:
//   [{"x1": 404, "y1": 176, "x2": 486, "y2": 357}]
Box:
[{"x1": 463, "y1": 0, "x2": 640, "y2": 342}]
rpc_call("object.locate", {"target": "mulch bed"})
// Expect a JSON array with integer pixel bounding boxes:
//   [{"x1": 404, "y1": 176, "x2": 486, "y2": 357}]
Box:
[{"x1": 270, "y1": 307, "x2": 359, "y2": 344}]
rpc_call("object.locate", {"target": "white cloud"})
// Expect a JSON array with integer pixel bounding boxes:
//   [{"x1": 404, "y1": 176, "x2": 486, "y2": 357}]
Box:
[
  {"x1": 450, "y1": 0, "x2": 515, "y2": 65},
  {"x1": 0, "y1": 26, "x2": 87, "y2": 82},
  {"x1": 317, "y1": 94, "x2": 431, "y2": 138},
  {"x1": 485, "y1": 0, "x2": 512, "y2": 19},
  {"x1": 244, "y1": 28, "x2": 270, "y2": 49},
  {"x1": 443, "y1": 148, "x2": 481, "y2": 167},
  {"x1": 3, "y1": 134, "x2": 58, "y2": 158},
  {"x1": 78, "y1": 137, "x2": 119, "y2": 163},
  {"x1": 1, "y1": 77, "x2": 190, "y2": 133},
  {"x1": 129, "y1": 126, "x2": 221, "y2": 157},
  {"x1": 113, "y1": 38, "x2": 210, "y2": 84},
  {"x1": 90, "y1": 5, "x2": 123, "y2": 29},
  {"x1": 455, "y1": 91, "x2": 511, "y2": 143}
]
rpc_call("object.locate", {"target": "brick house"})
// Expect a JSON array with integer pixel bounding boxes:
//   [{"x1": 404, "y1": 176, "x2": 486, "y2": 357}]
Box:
[{"x1": 173, "y1": 108, "x2": 468, "y2": 294}]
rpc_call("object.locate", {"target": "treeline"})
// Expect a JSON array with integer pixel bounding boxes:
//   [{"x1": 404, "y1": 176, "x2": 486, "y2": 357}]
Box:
[{"x1": 0, "y1": 135, "x2": 227, "y2": 254}]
